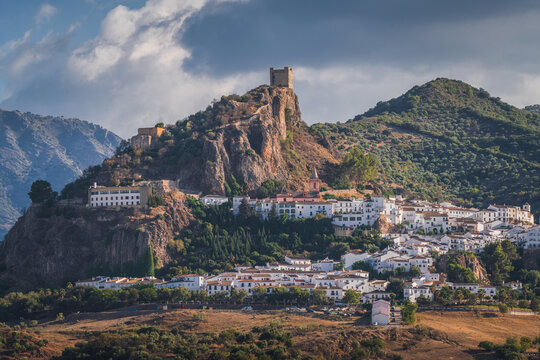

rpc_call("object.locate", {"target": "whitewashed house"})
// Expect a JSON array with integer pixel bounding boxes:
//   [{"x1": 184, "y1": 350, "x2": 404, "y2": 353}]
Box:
[{"x1": 371, "y1": 299, "x2": 391, "y2": 325}]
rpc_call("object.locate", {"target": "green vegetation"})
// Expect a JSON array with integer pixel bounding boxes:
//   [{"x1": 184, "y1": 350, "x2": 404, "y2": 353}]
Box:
[
  {"x1": 311, "y1": 78, "x2": 540, "y2": 217},
  {"x1": 343, "y1": 289, "x2": 361, "y2": 305},
  {"x1": 351, "y1": 338, "x2": 386, "y2": 359},
  {"x1": 0, "y1": 323, "x2": 48, "y2": 358},
  {"x1": 478, "y1": 336, "x2": 537, "y2": 359},
  {"x1": 28, "y1": 180, "x2": 57, "y2": 204},
  {"x1": 481, "y1": 240, "x2": 519, "y2": 285},
  {"x1": 53, "y1": 322, "x2": 298, "y2": 360},
  {"x1": 440, "y1": 252, "x2": 479, "y2": 284},
  {"x1": 157, "y1": 198, "x2": 392, "y2": 276},
  {"x1": 331, "y1": 147, "x2": 378, "y2": 189},
  {"x1": 401, "y1": 301, "x2": 418, "y2": 325},
  {"x1": 0, "y1": 281, "x2": 335, "y2": 322},
  {"x1": 257, "y1": 179, "x2": 286, "y2": 198}
]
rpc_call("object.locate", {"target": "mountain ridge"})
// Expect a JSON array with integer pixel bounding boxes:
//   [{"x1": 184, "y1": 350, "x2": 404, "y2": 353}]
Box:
[{"x1": 0, "y1": 109, "x2": 122, "y2": 238}]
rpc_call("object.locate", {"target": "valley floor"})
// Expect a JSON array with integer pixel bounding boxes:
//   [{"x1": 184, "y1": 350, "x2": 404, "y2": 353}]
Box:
[{"x1": 16, "y1": 307, "x2": 538, "y2": 359}]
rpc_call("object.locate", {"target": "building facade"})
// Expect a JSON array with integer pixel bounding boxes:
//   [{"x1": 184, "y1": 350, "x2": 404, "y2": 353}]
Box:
[{"x1": 88, "y1": 183, "x2": 151, "y2": 207}]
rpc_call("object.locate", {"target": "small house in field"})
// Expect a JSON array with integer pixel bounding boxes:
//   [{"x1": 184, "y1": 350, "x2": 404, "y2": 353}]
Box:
[{"x1": 371, "y1": 299, "x2": 390, "y2": 325}]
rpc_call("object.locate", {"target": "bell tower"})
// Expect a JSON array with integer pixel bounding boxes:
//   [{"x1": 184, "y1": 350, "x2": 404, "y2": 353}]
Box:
[{"x1": 309, "y1": 167, "x2": 321, "y2": 194}]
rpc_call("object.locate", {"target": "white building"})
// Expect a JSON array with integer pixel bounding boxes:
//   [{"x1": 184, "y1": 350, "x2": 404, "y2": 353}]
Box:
[
  {"x1": 88, "y1": 183, "x2": 149, "y2": 207},
  {"x1": 341, "y1": 250, "x2": 371, "y2": 270},
  {"x1": 312, "y1": 258, "x2": 336, "y2": 272},
  {"x1": 200, "y1": 195, "x2": 229, "y2": 206},
  {"x1": 157, "y1": 274, "x2": 205, "y2": 291},
  {"x1": 513, "y1": 225, "x2": 540, "y2": 249},
  {"x1": 371, "y1": 299, "x2": 391, "y2": 325}
]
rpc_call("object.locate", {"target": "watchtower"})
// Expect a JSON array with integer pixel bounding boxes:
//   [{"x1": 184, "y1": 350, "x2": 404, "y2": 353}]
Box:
[{"x1": 270, "y1": 67, "x2": 293, "y2": 89}]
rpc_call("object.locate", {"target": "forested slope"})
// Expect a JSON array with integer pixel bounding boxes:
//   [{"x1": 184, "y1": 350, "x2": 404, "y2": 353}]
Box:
[{"x1": 312, "y1": 78, "x2": 540, "y2": 215}]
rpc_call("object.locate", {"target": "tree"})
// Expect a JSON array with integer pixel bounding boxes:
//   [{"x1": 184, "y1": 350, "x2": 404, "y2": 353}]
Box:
[
  {"x1": 401, "y1": 301, "x2": 418, "y2": 325},
  {"x1": 477, "y1": 289, "x2": 486, "y2": 304},
  {"x1": 239, "y1": 198, "x2": 253, "y2": 220},
  {"x1": 155, "y1": 122, "x2": 165, "y2": 128},
  {"x1": 343, "y1": 290, "x2": 361, "y2": 305},
  {"x1": 409, "y1": 265, "x2": 421, "y2": 277},
  {"x1": 530, "y1": 297, "x2": 539, "y2": 312},
  {"x1": 28, "y1": 180, "x2": 57, "y2": 203},
  {"x1": 434, "y1": 286, "x2": 453, "y2": 305},
  {"x1": 416, "y1": 295, "x2": 431, "y2": 306},
  {"x1": 230, "y1": 288, "x2": 248, "y2": 304},
  {"x1": 136, "y1": 247, "x2": 155, "y2": 277},
  {"x1": 482, "y1": 242, "x2": 514, "y2": 285},
  {"x1": 310, "y1": 289, "x2": 328, "y2": 305},
  {"x1": 339, "y1": 148, "x2": 378, "y2": 187},
  {"x1": 257, "y1": 179, "x2": 286, "y2": 198},
  {"x1": 387, "y1": 280, "x2": 405, "y2": 300},
  {"x1": 478, "y1": 341, "x2": 495, "y2": 351}
]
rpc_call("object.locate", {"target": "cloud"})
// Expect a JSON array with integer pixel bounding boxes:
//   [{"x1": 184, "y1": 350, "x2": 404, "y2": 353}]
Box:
[
  {"x1": 2, "y1": 0, "x2": 540, "y2": 139},
  {"x1": 1, "y1": 0, "x2": 257, "y2": 138},
  {"x1": 35, "y1": 4, "x2": 59, "y2": 25}
]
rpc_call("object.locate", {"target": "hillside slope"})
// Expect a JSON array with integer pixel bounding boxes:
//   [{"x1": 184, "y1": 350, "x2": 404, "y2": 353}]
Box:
[
  {"x1": 0, "y1": 110, "x2": 121, "y2": 239},
  {"x1": 311, "y1": 78, "x2": 540, "y2": 215},
  {"x1": 61, "y1": 85, "x2": 338, "y2": 199}
]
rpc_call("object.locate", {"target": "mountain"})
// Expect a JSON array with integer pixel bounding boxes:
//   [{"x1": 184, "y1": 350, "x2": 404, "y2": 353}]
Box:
[
  {"x1": 60, "y1": 85, "x2": 338, "y2": 200},
  {"x1": 311, "y1": 78, "x2": 540, "y2": 216},
  {"x1": 0, "y1": 110, "x2": 122, "y2": 239}
]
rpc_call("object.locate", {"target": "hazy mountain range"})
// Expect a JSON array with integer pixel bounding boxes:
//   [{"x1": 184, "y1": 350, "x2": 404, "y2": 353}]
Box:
[{"x1": 0, "y1": 110, "x2": 122, "y2": 239}]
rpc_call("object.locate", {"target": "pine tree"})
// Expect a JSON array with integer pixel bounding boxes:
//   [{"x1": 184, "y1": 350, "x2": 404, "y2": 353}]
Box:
[{"x1": 239, "y1": 198, "x2": 252, "y2": 219}]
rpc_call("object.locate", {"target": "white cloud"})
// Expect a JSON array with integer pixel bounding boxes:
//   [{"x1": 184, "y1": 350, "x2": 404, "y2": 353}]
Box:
[{"x1": 35, "y1": 4, "x2": 58, "y2": 25}]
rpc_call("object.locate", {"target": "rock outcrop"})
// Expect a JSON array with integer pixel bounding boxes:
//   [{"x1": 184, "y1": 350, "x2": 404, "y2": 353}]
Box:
[
  {"x1": 373, "y1": 214, "x2": 401, "y2": 234},
  {"x1": 436, "y1": 252, "x2": 489, "y2": 284},
  {"x1": 63, "y1": 86, "x2": 339, "y2": 199},
  {"x1": 0, "y1": 191, "x2": 193, "y2": 290}
]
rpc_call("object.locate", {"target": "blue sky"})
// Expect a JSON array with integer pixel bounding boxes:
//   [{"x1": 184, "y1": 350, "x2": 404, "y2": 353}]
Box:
[{"x1": 1, "y1": 0, "x2": 540, "y2": 138}]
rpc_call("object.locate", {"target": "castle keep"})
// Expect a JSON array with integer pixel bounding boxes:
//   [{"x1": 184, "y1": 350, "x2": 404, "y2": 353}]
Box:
[
  {"x1": 270, "y1": 67, "x2": 293, "y2": 89},
  {"x1": 130, "y1": 127, "x2": 165, "y2": 150}
]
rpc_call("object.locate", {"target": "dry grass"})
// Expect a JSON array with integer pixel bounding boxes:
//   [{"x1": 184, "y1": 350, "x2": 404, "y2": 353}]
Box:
[{"x1": 25, "y1": 308, "x2": 540, "y2": 359}]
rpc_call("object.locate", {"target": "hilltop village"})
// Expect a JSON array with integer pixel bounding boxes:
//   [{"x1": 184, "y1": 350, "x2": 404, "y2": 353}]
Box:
[
  {"x1": 83, "y1": 164, "x2": 536, "y2": 320},
  {"x1": 75, "y1": 68, "x2": 539, "y2": 325}
]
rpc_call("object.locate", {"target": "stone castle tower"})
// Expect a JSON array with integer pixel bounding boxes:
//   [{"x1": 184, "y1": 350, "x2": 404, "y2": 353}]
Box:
[{"x1": 270, "y1": 67, "x2": 293, "y2": 89}]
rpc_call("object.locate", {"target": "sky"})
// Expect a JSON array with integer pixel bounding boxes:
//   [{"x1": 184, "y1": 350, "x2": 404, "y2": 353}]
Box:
[{"x1": 1, "y1": 0, "x2": 540, "y2": 138}]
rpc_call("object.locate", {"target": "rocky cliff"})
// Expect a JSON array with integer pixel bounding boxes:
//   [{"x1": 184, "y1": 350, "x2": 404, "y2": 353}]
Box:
[
  {"x1": 436, "y1": 252, "x2": 489, "y2": 284},
  {"x1": 0, "y1": 110, "x2": 122, "y2": 239},
  {"x1": 0, "y1": 189, "x2": 193, "y2": 290},
  {"x1": 61, "y1": 86, "x2": 338, "y2": 200}
]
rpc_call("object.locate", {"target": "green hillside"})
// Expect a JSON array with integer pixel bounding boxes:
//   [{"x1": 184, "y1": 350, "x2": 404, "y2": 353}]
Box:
[{"x1": 312, "y1": 78, "x2": 540, "y2": 216}]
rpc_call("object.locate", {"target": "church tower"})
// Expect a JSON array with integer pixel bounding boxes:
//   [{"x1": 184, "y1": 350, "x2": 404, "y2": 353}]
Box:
[{"x1": 309, "y1": 167, "x2": 321, "y2": 194}]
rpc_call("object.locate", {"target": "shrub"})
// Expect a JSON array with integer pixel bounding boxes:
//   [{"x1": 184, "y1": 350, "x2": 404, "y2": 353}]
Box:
[{"x1": 479, "y1": 340, "x2": 495, "y2": 351}]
